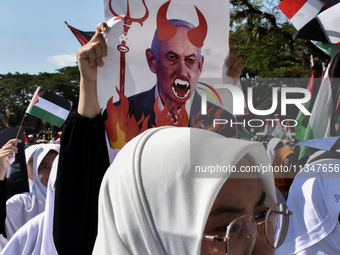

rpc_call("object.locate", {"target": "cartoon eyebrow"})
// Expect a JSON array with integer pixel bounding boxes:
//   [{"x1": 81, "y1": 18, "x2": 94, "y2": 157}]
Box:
[
  {"x1": 185, "y1": 53, "x2": 198, "y2": 59},
  {"x1": 165, "y1": 51, "x2": 179, "y2": 57},
  {"x1": 165, "y1": 51, "x2": 198, "y2": 59}
]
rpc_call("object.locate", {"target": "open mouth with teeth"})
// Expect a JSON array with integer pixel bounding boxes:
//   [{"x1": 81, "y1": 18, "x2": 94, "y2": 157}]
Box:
[{"x1": 172, "y1": 79, "x2": 190, "y2": 100}]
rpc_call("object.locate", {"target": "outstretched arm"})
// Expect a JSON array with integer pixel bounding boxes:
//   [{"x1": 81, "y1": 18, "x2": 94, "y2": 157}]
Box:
[
  {"x1": 77, "y1": 22, "x2": 109, "y2": 118},
  {"x1": 53, "y1": 23, "x2": 111, "y2": 255}
]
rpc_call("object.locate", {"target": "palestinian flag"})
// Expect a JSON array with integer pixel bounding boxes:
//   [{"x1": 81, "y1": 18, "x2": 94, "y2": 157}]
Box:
[
  {"x1": 272, "y1": 114, "x2": 285, "y2": 139},
  {"x1": 26, "y1": 87, "x2": 72, "y2": 128},
  {"x1": 295, "y1": 68, "x2": 316, "y2": 141},
  {"x1": 294, "y1": 3, "x2": 340, "y2": 44},
  {"x1": 263, "y1": 117, "x2": 274, "y2": 137},
  {"x1": 312, "y1": 41, "x2": 340, "y2": 58},
  {"x1": 319, "y1": 0, "x2": 340, "y2": 7},
  {"x1": 298, "y1": 55, "x2": 340, "y2": 159},
  {"x1": 278, "y1": 0, "x2": 324, "y2": 30},
  {"x1": 284, "y1": 121, "x2": 294, "y2": 141},
  {"x1": 65, "y1": 21, "x2": 95, "y2": 46}
]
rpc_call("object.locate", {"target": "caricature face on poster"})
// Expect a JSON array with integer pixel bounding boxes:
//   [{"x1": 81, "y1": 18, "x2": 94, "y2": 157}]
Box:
[{"x1": 98, "y1": 0, "x2": 234, "y2": 149}]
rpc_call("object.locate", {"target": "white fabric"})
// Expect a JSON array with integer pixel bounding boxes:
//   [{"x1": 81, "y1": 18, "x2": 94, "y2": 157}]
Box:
[
  {"x1": 1, "y1": 155, "x2": 59, "y2": 255},
  {"x1": 266, "y1": 137, "x2": 282, "y2": 164},
  {"x1": 25, "y1": 144, "x2": 40, "y2": 192},
  {"x1": 317, "y1": 2, "x2": 340, "y2": 44},
  {"x1": 275, "y1": 158, "x2": 340, "y2": 255},
  {"x1": 289, "y1": 0, "x2": 323, "y2": 30},
  {"x1": 275, "y1": 186, "x2": 286, "y2": 204},
  {"x1": 306, "y1": 149, "x2": 326, "y2": 165},
  {"x1": 5, "y1": 144, "x2": 59, "y2": 240},
  {"x1": 0, "y1": 235, "x2": 8, "y2": 253},
  {"x1": 24, "y1": 144, "x2": 40, "y2": 164},
  {"x1": 27, "y1": 179, "x2": 33, "y2": 193},
  {"x1": 93, "y1": 126, "x2": 276, "y2": 255}
]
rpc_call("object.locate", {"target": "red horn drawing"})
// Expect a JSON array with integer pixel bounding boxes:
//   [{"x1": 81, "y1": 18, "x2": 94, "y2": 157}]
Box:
[
  {"x1": 187, "y1": 6, "x2": 208, "y2": 48},
  {"x1": 156, "y1": 1, "x2": 177, "y2": 41}
]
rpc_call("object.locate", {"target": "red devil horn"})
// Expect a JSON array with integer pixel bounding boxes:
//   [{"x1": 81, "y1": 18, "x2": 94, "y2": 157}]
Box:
[
  {"x1": 187, "y1": 6, "x2": 207, "y2": 48},
  {"x1": 156, "y1": 1, "x2": 177, "y2": 41}
]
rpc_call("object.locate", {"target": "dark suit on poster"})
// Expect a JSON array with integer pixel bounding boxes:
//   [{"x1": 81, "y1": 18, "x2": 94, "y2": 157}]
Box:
[{"x1": 106, "y1": 85, "x2": 236, "y2": 138}]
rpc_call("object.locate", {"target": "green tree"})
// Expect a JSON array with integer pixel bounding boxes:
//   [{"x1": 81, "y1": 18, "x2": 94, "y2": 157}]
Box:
[
  {"x1": 0, "y1": 66, "x2": 80, "y2": 135},
  {"x1": 230, "y1": 0, "x2": 330, "y2": 78},
  {"x1": 229, "y1": 0, "x2": 329, "y2": 134}
]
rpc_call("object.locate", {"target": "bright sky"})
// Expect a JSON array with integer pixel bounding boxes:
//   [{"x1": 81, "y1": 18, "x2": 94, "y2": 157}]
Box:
[{"x1": 0, "y1": 0, "x2": 104, "y2": 75}]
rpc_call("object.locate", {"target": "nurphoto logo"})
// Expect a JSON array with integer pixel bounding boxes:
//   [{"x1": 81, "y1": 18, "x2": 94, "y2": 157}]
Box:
[{"x1": 199, "y1": 82, "x2": 311, "y2": 129}]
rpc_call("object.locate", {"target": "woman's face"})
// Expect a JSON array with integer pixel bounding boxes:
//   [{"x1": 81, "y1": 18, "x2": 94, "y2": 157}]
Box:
[
  {"x1": 201, "y1": 159, "x2": 274, "y2": 255},
  {"x1": 27, "y1": 153, "x2": 35, "y2": 181},
  {"x1": 38, "y1": 151, "x2": 58, "y2": 187}
]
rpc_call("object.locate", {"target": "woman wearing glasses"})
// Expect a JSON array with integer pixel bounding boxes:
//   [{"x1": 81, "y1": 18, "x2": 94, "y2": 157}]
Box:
[{"x1": 92, "y1": 126, "x2": 292, "y2": 255}]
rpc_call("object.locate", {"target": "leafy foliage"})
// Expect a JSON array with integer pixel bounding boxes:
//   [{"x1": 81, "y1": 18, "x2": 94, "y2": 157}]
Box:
[
  {"x1": 230, "y1": 0, "x2": 329, "y2": 131},
  {"x1": 230, "y1": 0, "x2": 330, "y2": 78},
  {"x1": 0, "y1": 1, "x2": 332, "y2": 136},
  {"x1": 0, "y1": 66, "x2": 80, "y2": 134}
]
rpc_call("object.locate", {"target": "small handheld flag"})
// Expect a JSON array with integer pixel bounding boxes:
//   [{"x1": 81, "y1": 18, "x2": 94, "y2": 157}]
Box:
[
  {"x1": 26, "y1": 87, "x2": 72, "y2": 128},
  {"x1": 293, "y1": 3, "x2": 340, "y2": 44},
  {"x1": 278, "y1": 0, "x2": 324, "y2": 31},
  {"x1": 65, "y1": 21, "x2": 95, "y2": 46}
]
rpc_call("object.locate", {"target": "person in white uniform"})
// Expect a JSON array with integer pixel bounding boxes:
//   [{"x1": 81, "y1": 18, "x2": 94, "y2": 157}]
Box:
[{"x1": 93, "y1": 126, "x2": 292, "y2": 255}]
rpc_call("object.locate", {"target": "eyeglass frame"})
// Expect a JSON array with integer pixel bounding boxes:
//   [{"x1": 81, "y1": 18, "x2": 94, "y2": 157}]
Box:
[{"x1": 202, "y1": 203, "x2": 292, "y2": 250}]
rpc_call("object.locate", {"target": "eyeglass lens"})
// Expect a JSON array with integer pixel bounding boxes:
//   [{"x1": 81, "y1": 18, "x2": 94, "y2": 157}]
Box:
[
  {"x1": 266, "y1": 203, "x2": 289, "y2": 248},
  {"x1": 226, "y1": 216, "x2": 257, "y2": 255},
  {"x1": 226, "y1": 204, "x2": 289, "y2": 255}
]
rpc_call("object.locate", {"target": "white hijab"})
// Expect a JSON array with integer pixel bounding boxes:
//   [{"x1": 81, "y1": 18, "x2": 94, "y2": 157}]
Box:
[
  {"x1": 93, "y1": 126, "x2": 276, "y2": 255},
  {"x1": 5, "y1": 144, "x2": 59, "y2": 240},
  {"x1": 25, "y1": 144, "x2": 40, "y2": 192},
  {"x1": 275, "y1": 158, "x2": 340, "y2": 255},
  {"x1": 1, "y1": 155, "x2": 59, "y2": 255},
  {"x1": 266, "y1": 137, "x2": 282, "y2": 164}
]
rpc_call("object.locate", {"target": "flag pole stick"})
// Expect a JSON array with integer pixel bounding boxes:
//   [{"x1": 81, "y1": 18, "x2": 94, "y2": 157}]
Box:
[{"x1": 16, "y1": 112, "x2": 27, "y2": 139}]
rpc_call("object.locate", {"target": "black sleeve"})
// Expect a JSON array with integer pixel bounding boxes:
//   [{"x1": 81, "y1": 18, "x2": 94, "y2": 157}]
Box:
[
  {"x1": 0, "y1": 179, "x2": 7, "y2": 237},
  {"x1": 53, "y1": 111, "x2": 110, "y2": 255}
]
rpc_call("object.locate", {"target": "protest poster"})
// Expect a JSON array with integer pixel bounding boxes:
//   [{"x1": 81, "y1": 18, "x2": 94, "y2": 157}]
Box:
[{"x1": 97, "y1": 0, "x2": 235, "y2": 149}]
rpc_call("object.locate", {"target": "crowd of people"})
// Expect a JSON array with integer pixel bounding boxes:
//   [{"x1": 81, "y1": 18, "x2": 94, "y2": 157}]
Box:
[{"x1": 0, "y1": 19, "x2": 339, "y2": 255}]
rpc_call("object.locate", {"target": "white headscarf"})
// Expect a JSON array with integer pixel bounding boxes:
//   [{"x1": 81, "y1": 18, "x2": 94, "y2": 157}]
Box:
[
  {"x1": 5, "y1": 144, "x2": 59, "y2": 240},
  {"x1": 275, "y1": 158, "x2": 340, "y2": 255},
  {"x1": 24, "y1": 144, "x2": 40, "y2": 192},
  {"x1": 24, "y1": 144, "x2": 41, "y2": 165},
  {"x1": 0, "y1": 235, "x2": 7, "y2": 253},
  {"x1": 93, "y1": 126, "x2": 276, "y2": 255},
  {"x1": 266, "y1": 137, "x2": 282, "y2": 164},
  {"x1": 1, "y1": 155, "x2": 59, "y2": 255}
]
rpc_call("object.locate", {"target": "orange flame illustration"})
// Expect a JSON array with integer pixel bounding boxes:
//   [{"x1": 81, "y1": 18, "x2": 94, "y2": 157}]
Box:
[
  {"x1": 104, "y1": 89, "x2": 189, "y2": 149},
  {"x1": 104, "y1": 88, "x2": 149, "y2": 149},
  {"x1": 153, "y1": 97, "x2": 189, "y2": 127}
]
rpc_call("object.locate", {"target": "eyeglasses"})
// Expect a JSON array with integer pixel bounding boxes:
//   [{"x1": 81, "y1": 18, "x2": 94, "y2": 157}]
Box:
[{"x1": 202, "y1": 203, "x2": 292, "y2": 255}]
